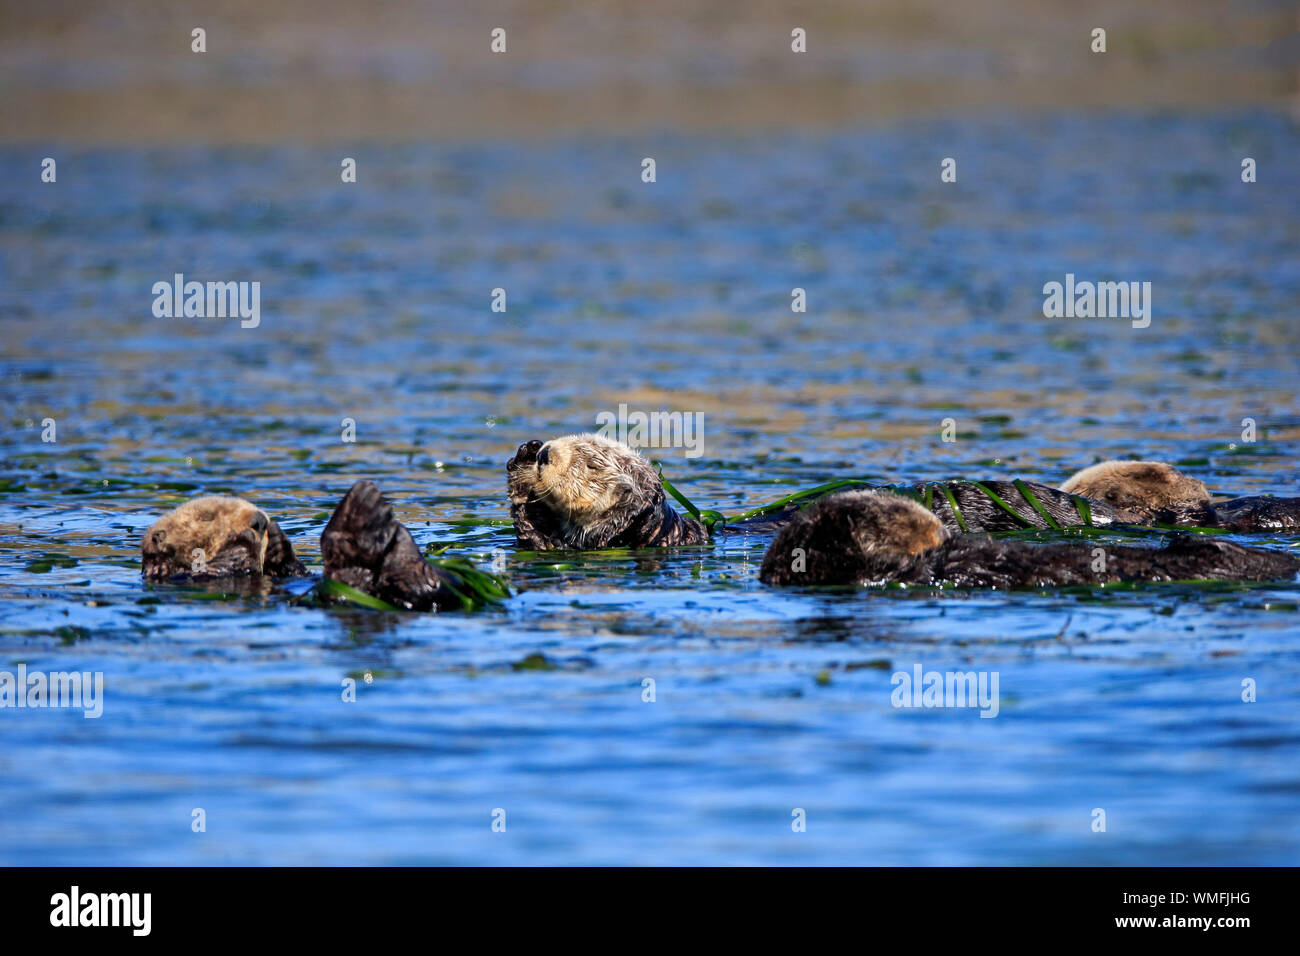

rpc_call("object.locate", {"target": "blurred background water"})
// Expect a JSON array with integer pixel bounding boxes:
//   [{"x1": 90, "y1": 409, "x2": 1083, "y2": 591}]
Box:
[{"x1": 1, "y1": 0, "x2": 1298, "y2": 865}]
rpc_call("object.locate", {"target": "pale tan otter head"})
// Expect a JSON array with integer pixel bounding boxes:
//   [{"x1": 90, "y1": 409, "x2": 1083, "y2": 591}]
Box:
[
  {"x1": 1061, "y1": 460, "x2": 1216, "y2": 525},
  {"x1": 527, "y1": 433, "x2": 663, "y2": 537},
  {"x1": 141, "y1": 496, "x2": 271, "y2": 580},
  {"x1": 760, "y1": 489, "x2": 947, "y2": 586}
]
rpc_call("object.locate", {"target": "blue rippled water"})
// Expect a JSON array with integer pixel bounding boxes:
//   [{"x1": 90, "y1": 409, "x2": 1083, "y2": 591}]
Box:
[{"x1": 1, "y1": 109, "x2": 1298, "y2": 864}]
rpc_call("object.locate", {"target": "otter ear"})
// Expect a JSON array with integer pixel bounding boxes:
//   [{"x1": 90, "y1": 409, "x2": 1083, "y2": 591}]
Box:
[{"x1": 263, "y1": 519, "x2": 306, "y2": 576}]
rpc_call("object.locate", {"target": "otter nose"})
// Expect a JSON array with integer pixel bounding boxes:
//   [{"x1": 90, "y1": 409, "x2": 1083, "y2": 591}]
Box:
[{"x1": 536, "y1": 445, "x2": 551, "y2": 467}]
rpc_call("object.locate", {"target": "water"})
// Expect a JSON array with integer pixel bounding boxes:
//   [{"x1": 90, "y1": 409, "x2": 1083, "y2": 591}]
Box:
[{"x1": 2, "y1": 110, "x2": 1299, "y2": 864}]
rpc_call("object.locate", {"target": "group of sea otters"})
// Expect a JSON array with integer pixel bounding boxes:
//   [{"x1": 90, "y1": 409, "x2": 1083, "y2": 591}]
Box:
[{"x1": 141, "y1": 432, "x2": 1300, "y2": 610}]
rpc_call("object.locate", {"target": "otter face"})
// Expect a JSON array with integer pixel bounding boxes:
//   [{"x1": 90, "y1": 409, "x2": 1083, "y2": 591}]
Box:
[
  {"x1": 508, "y1": 433, "x2": 664, "y2": 547},
  {"x1": 531, "y1": 433, "x2": 660, "y2": 530},
  {"x1": 141, "y1": 496, "x2": 272, "y2": 580},
  {"x1": 1060, "y1": 460, "x2": 1215, "y2": 525}
]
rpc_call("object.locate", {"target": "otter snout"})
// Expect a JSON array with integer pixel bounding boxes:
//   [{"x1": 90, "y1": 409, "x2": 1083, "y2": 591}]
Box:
[{"x1": 536, "y1": 444, "x2": 550, "y2": 468}]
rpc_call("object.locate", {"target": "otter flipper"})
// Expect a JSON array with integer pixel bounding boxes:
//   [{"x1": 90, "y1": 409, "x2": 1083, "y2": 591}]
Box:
[{"x1": 321, "y1": 480, "x2": 463, "y2": 611}]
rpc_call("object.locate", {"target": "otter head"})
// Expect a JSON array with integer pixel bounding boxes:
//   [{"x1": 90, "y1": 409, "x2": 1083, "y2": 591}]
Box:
[
  {"x1": 835, "y1": 490, "x2": 948, "y2": 577},
  {"x1": 1061, "y1": 460, "x2": 1216, "y2": 525},
  {"x1": 141, "y1": 496, "x2": 272, "y2": 580},
  {"x1": 761, "y1": 489, "x2": 947, "y2": 586},
  {"x1": 508, "y1": 433, "x2": 664, "y2": 547}
]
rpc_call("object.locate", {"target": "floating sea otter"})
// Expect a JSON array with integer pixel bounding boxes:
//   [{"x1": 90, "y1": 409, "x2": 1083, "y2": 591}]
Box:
[
  {"x1": 504, "y1": 433, "x2": 1127, "y2": 548},
  {"x1": 1061, "y1": 460, "x2": 1300, "y2": 532},
  {"x1": 759, "y1": 490, "x2": 1300, "y2": 589},
  {"x1": 142, "y1": 482, "x2": 494, "y2": 611},
  {"x1": 508, "y1": 434, "x2": 712, "y2": 549},
  {"x1": 786, "y1": 461, "x2": 1298, "y2": 534},
  {"x1": 507, "y1": 433, "x2": 1300, "y2": 550}
]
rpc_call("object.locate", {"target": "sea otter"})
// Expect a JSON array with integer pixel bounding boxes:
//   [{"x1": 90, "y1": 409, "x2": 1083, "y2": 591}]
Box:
[
  {"x1": 506, "y1": 433, "x2": 1140, "y2": 550},
  {"x1": 759, "y1": 490, "x2": 1300, "y2": 588},
  {"x1": 1062, "y1": 460, "x2": 1300, "y2": 531},
  {"x1": 141, "y1": 496, "x2": 305, "y2": 580},
  {"x1": 142, "y1": 482, "x2": 489, "y2": 611},
  {"x1": 508, "y1": 434, "x2": 710, "y2": 549}
]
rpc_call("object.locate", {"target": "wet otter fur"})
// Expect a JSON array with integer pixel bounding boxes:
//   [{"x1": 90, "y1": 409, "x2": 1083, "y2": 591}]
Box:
[
  {"x1": 141, "y1": 496, "x2": 305, "y2": 581},
  {"x1": 320, "y1": 480, "x2": 472, "y2": 611},
  {"x1": 505, "y1": 432, "x2": 1139, "y2": 547},
  {"x1": 1061, "y1": 461, "x2": 1217, "y2": 526},
  {"x1": 1062, "y1": 460, "x2": 1300, "y2": 531},
  {"x1": 760, "y1": 490, "x2": 1300, "y2": 588},
  {"x1": 887, "y1": 479, "x2": 1130, "y2": 532},
  {"x1": 1213, "y1": 496, "x2": 1300, "y2": 533},
  {"x1": 143, "y1": 483, "x2": 489, "y2": 612},
  {"x1": 507, "y1": 434, "x2": 710, "y2": 550},
  {"x1": 735, "y1": 478, "x2": 1132, "y2": 534}
]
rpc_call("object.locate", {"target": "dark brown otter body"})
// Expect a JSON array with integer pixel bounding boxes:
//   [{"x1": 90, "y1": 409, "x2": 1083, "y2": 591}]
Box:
[
  {"x1": 508, "y1": 435, "x2": 709, "y2": 550},
  {"x1": 320, "y1": 480, "x2": 472, "y2": 611},
  {"x1": 759, "y1": 490, "x2": 1300, "y2": 589},
  {"x1": 905, "y1": 534, "x2": 1300, "y2": 589},
  {"x1": 728, "y1": 479, "x2": 1133, "y2": 534},
  {"x1": 887, "y1": 479, "x2": 1134, "y2": 532},
  {"x1": 1213, "y1": 496, "x2": 1300, "y2": 533}
]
